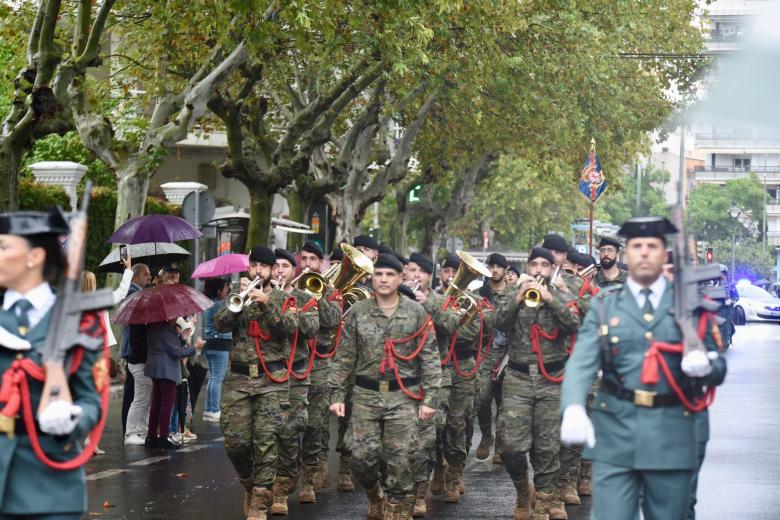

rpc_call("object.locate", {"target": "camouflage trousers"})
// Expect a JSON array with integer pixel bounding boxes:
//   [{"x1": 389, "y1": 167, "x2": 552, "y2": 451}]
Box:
[
  {"x1": 346, "y1": 386, "x2": 419, "y2": 501},
  {"x1": 496, "y1": 365, "x2": 562, "y2": 493},
  {"x1": 220, "y1": 373, "x2": 289, "y2": 488},
  {"x1": 336, "y1": 383, "x2": 353, "y2": 456},
  {"x1": 557, "y1": 379, "x2": 598, "y2": 491},
  {"x1": 302, "y1": 365, "x2": 331, "y2": 466},
  {"x1": 445, "y1": 362, "x2": 477, "y2": 470},
  {"x1": 277, "y1": 381, "x2": 310, "y2": 479},
  {"x1": 411, "y1": 387, "x2": 450, "y2": 484},
  {"x1": 474, "y1": 347, "x2": 504, "y2": 439}
]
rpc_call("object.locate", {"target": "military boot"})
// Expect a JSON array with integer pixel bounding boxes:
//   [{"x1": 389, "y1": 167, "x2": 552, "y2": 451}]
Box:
[
  {"x1": 513, "y1": 478, "x2": 532, "y2": 520},
  {"x1": 547, "y1": 492, "x2": 568, "y2": 520},
  {"x1": 577, "y1": 462, "x2": 592, "y2": 497},
  {"x1": 429, "y1": 462, "x2": 446, "y2": 495},
  {"x1": 298, "y1": 464, "x2": 317, "y2": 504},
  {"x1": 314, "y1": 452, "x2": 329, "y2": 490},
  {"x1": 412, "y1": 481, "x2": 428, "y2": 517},
  {"x1": 270, "y1": 476, "x2": 291, "y2": 515},
  {"x1": 493, "y1": 451, "x2": 502, "y2": 464},
  {"x1": 366, "y1": 484, "x2": 385, "y2": 520},
  {"x1": 401, "y1": 495, "x2": 417, "y2": 520},
  {"x1": 337, "y1": 455, "x2": 355, "y2": 492},
  {"x1": 562, "y1": 484, "x2": 580, "y2": 505},
  {"x1": 533, "y1": 490, "x2": 554, "y2": 520},
  {"x1": 476, "y1": 433, "x2": 493, "y2": 460},
  {"x1": 444, "y1": 466, "x2": 462, "y2": 503},
  {"x1": 384, "y1": 499, "x2": 405, "y2": 520},
  {"x1": 240, "y1": 478, "x2": 254, "y2": 516},
  {"x1": 247, "y1": 487, "x2": 272, "y2": 520}
]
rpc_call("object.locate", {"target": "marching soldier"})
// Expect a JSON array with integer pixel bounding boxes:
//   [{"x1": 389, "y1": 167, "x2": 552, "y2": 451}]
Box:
[
  {"x1": 329, "y1": 253, "x2": 442, "y2": 519},
  {"x1": 475, "y1": 252, "x2": 511, "y2": 463},
  {"x1": 506, "y1": 265, "x2": 520, "y2": 285},
  {"x1": 214, "y1": 246, "x2": 299, "y2": 520},
  {"x1": 594, "y1": 236, "x2": 628, "y2": 288},
  {"x1": 297, "y1": 241, "x2": 342, "y2": 502},
  {"x1": 0, "y1": 209, "x2": 109, "y2": 520},
  {"x1": 560, "y1": 217, "x2": 727, "y2": 520},
  {"x1": 494, "y1": 247, "x2": 580, "y2": 520},
  {"x1": 271, "y1": 248, "x2": 320, "y2": 514},
  {"x1": 353, "y1": 235, "x2": 380, "y2": 262}
]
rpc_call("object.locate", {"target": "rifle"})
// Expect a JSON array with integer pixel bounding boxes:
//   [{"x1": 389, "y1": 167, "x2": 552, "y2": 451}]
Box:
[
  {"x1": 37, "y1": 182, "x2": 115, "y2": 416},
  {"x1": 670, "y1": 204, "x2": 724, "y2": 357}
]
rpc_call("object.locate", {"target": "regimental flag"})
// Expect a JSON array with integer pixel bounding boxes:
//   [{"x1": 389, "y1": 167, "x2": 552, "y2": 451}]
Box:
[{"x1": 579, "y1": 138, "x2": 607, "y2": 204}]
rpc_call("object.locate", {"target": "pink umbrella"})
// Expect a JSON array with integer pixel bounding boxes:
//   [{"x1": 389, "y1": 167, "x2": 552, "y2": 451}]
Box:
[
  {"x1": 112, "y1": 284, "x2": 213, "y2": 325},
  {"x1": 191, "y1": 253, "x2": 249, "y2": 279}
]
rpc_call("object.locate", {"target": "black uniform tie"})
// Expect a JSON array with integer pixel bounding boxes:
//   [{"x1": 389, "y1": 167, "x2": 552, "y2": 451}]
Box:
[{"x1": 10, "y1": 299, "x2": 33, "y2": 335}]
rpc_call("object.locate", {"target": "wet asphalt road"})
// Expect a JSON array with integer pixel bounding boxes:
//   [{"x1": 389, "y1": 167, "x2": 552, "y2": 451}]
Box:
[{"x1": 84, "y1": 323, "x2": 776, "y2": 519}]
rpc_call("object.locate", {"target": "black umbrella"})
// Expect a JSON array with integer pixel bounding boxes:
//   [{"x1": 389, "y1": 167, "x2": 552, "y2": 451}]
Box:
[{"x1": 98, "y1": 242, "x2": 190, "y2": 273}]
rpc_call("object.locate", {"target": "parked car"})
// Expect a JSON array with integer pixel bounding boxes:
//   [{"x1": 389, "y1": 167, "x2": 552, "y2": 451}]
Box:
[{"x1": 734, "y1": 283, "x2": 780, "y2": 324}]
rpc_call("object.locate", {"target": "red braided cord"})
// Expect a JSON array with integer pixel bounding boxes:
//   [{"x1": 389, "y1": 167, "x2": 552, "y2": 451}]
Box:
[
  {"x1": 529, "y1": 324, "x2": 563, "y2": 383},
  {"x1": 314, "y1": 290, "x2": 344, "y2": 360},
  {"x1": 379, "y1": 317, "x2": 434, "y2": 400},
  {"x1": 248, "y1": 296, "x2": 299, "y2": 383},
  {"x1": 290, "y1": 297, "x2": 319, "y2": 380}
]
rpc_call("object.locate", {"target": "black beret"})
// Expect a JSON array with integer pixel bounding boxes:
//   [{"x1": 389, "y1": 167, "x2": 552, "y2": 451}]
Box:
[
  {"x1": 353, "y1": 235, "x2": 380, "y2": 250},
  {"x1": 394, "y1": 252, "x2": 409, "y2": 266},
  {"x1": 507, "y1": 265, "x2": 520, "y2": 276},
  {"x1": 580, "y1": 254, "x2": 597, "y2": 268},
  {"x1": 618, "y1": 217, "x2": 677, "y2": 241},
  {"x1": 487, "y1": 253, "x2": 509, "y2": 268},
  {"x1": 329, "y1": 247, "x2": 344, "y2": 262},
  {"x1": 374, "y1": 253, "x2": 403, "y2": 273},
  {"x1": 441, "y1": 253, "x2": 461, "y2": 270},
  {"x1": 398, "y1": 284, "x2": 417, "y2": 300},
  {"x1": 377, "y1": 243, "x2": 393, "y2": 255},
  {"x1": 598, "y1": 236, "x2": 622, "y2": 249},
  {"x1": 301, "y1": 240, "x2": 324, "y2": 259},
  {"x1": 0, "y1": 208, "x2": 69, "y2": 236},
  {"x1": 566, "y1": 249, "x2": 580, "y2": 264},
  {"x1": 542, "y1": 234, "x2": 569, "y2": 252},
  {"x1": 274, "y1": 248, "x2": 297, "y2": 268},
  {"x1": 249, "y1": 246, "x2": 276, "y2": 266},
  {"x1": 528, "y1": 246, "x2": 555, "y2": 264},
  {"x1": 409, "y1": 252, "x2": 433, "y2": 275}
]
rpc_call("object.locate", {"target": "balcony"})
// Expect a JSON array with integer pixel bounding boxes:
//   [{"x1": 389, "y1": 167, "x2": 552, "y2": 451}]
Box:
[
  {"x1": 695, "y1": 134, "x2": 780, "y2": 153},
  {"x1": 694, "y1": 166, "x2": 780, "y2": 183}
]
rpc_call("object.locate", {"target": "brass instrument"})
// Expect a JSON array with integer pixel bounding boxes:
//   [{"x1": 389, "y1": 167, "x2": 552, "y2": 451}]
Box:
[
  {"x1": 578, "y1": 263, "x2": 598, "y2": 280},
  {"x1": 329, "y1": 243, "x2": 375, "y2": 312},
  {"x1": 292, "y1": 268, "x2": 328, "y2": 300},
  {"x1": 406, "y1": 280, "x2": 422, "y2": 293},
  {"x1": 444, "y1": 251, "x2": 491, "y2": 322},
  {"x1": 516, "y1": 273, "x2": 546, "y2": 308},
  {"x1": 227, "y1": 276, "x2": 263, "y2": 312}
]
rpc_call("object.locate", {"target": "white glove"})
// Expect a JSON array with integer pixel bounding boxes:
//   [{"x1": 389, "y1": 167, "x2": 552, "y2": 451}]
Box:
[
  {"x1": 681, "y1": 350, "x2": 712, "y2": 378},
  {"x1": 560, "y1": 404, "x2": 595, "y2": 448},
  {"x1": 38, "y1": 400, "x2": 83, "y2": 436}
]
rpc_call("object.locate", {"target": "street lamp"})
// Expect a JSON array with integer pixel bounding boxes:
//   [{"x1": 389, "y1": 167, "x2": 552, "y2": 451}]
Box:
[{"x1": 729, "y1": 207, "x2": 741, "y2": 278}]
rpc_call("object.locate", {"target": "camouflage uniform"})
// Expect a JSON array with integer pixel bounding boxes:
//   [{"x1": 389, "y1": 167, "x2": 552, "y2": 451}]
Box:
[
  {"x1": 214, "y1": 288, "x2": 298, "y2": 492},
  {"x1": 276, "y1": 288, "x2": 319, "y2": 484},
  {"x1": 594, "y1": 267, "x2": 628, "y2": 289},
  {"x1": 330, "y1": 296, "x2": 442, "y2": 505},
  {"x1": 494, "y1": 286, "x2": 579, "y2": 515}
]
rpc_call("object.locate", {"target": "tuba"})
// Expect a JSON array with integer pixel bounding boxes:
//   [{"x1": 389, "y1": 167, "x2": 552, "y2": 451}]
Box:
[
  {"x1": 444, "y1": 251, "x2": 491, "y2": 321},
  {"x1": 327, "y1": 243, "x2": 375, "y2": 312}
]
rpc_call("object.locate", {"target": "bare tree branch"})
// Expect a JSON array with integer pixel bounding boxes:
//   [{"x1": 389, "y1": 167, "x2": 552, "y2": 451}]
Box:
[{"x1": 77, "y1": 0, "x2": 118, "y2": 66}]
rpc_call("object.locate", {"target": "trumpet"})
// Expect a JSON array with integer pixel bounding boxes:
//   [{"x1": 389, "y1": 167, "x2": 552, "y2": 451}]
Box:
[
  {"x1": 270, "y1": 274, "x2": 285, "y2": 290},
  {"x1": 227, "y1": 276, "x2": 263, "y2": 312},
  {"x1": 578, "y1": 263, "x2": 598, "y2": 280},
  {"x1": 516, "y1": 273, "x2": 547, "y2": 308},
  {"x1": 406, "y1": 280, "x2": 422, "y2": 293}
]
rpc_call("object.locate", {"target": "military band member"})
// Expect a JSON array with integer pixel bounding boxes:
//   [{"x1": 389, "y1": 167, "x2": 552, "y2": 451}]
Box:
[
  {"x1": 475, "y1": 252, "x2": 511, "y2": 463},
  {"x1": 329, "y1": 254, "x2": 442, "y2": 519},
  {"x1": 560, "y1": 217, "x2": 727, "y2": 520},
  {"x1": 506, "y1": 265, "x2": 520, "y2": 285},
  {"x1": 271, "y1": 248, "x2": 320, "y2": 514},
  {"x1": 594, "y1": 236, "x2": 628, "y2": 288},
  {"x1": 542, "y1": 234, "x2": 584, "y2": 298},
  {"x1": 353, "y1": 235, "x2": 380, "y2": 262},
  {"x1": 214, "y1": 246, "x2": 300, "y2": 520},
  {"x1": 495, "y1": 247, "x2": 580, "y2": 520},
  {"x1": 0, "y1": 209, "x2": 107, "y2": 520},
  {"x1": 297, "y1": 241, "x2": 342, "y2": 502}
]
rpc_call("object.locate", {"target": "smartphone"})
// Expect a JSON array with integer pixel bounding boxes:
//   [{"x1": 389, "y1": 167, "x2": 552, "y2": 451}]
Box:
[{"x1": 119, "y1": 244, "x2": 128, "y2": 263}]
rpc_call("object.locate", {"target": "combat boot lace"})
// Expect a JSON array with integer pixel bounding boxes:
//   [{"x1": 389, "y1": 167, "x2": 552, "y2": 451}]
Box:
[
  {"x1": 366, "y1": 484, "x2": 385, "y2": 520},
  {"x1": 476, "y1": 433, "x2": 493, "y2": 460},
  {"x1": 429, "y1": 462, "x2": 446, "y2": 495},
  {"x1": 314, "y1": 452, "x2": 329, "y2": 490},
  {"x1": 247, "y1": 487, "x2": 272, "y2": 520},
  {"x1": 513, "y1": 477, "x2": 532, "y2": 520},
  {"x1": 298, "y1": 464, "x2": 317, "y2": 504},
  {"x1": 338, "y1": 455, "x2": 355, "y2": 492},
  {"x1": 562, "y1": 483, "x2": 580, "y2": 505},
  {"x1": 412, "y1": 481, "x2": 428, "y2": 517},
  {"x1": 444, "y1": 466, "x2": 461, "y2": 503},
  {"x1": 270, "y1": 476, "x2": 291, "y2": 515}
]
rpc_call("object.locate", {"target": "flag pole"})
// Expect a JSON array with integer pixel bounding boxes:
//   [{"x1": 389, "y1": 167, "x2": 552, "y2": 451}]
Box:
[{"x1": 588, "y1": 203, "x2": 593, "y2": 256}]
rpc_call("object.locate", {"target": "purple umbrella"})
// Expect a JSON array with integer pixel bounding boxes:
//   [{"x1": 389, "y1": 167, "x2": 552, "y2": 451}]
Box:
[
  {"x1": 108, "y1": 214, "x2": 202, "y2": 244},
  {"x1": 191, "y1": 254, "x2": 249, "y2": 279}
]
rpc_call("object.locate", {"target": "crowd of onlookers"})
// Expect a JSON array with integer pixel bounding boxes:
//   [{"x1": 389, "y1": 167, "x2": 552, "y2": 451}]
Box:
[{"x1": 83, "y1": 261, "x2": 231, "y2": 452}]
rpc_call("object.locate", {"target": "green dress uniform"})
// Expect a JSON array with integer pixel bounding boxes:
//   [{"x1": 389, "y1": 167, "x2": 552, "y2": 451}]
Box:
[
  {"x1": 0, "y1": 292, "x2": 104, "y2": 519},
  {"x1": 560, "y1": 279, "x2": 727, "y2": 520},
  {"x1": 330, "y1": 294, "x2": 442, "y2": 509}
]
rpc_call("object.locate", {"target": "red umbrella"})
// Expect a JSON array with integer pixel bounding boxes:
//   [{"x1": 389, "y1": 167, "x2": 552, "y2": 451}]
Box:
[{"x1": 112, "y1": 284, "x2": 213, "y2": 325}]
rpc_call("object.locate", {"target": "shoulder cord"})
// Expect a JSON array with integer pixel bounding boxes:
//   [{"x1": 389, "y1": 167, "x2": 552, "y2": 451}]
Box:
[
  {"x1": 312, "y1": 290, "x2": 344, "y2": 360},
  {"x1": 379, "y1": 316, "x2": 434, "y2": 400},
  {"x1": 290, "y1": 298, "x2": 319, "y2": 381},
  {"x1": 247, "y1": 296, "x2": 299, "y2": 383},
  {"x1": 439, "y1": 297, "x2": 494, "y2": 378},
  {"x1": 0, "y1": 312, "x2": 110, "y2": 470}
]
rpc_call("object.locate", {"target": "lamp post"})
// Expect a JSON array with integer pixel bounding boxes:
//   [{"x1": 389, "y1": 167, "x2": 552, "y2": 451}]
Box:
[{"x1": 729, "y1": 206, "x2": 743, "y2": 278}]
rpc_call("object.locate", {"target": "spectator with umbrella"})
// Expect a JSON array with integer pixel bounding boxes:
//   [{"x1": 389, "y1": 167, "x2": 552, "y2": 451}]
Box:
[
  {"x1": 120, "y1": 264, "x2": 151, "y2": 444},
  {"x1": 201, "y1": 277, "x2": 232, "y2": 422}
]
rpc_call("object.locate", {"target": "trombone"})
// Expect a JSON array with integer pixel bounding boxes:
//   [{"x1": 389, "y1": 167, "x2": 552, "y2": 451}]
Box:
[{"x1": 227, "y1": 276, "x2": 263, "y2": 312}]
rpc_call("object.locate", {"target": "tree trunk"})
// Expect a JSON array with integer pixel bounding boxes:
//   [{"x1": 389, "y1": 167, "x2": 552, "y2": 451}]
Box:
[
  {"x1": 286, "y1": 189, "x2": 306, "y2": 251},
  {"x1": 331, "y1": 194, "x2": 358, "y2": 245},
  {"x1": 247, "y1": 188, "x2": 273, "y2": 249},
  {"x1": 391, "y1": 189, "x2": 409, "y2": 253},
  {"x1": 421, "y1": 223, "x2": 435, "y2": 257},
  {"x1": 0, "y1": 141, "x2": 22, "y2": 211},
  {"x1": 114, "y1": 164, "x2": 150, "y2": 229}
]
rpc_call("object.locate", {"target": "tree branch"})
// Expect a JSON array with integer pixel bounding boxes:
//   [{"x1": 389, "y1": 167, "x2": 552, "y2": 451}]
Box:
[
  {"x1": 34, "y1": 0, "x2": 63, "y2": 87},
  {"x1": 27, "y1": 0, "x2": 46, "y2": 65},
  {"x1": 77, "y1": 0, "x2": 118, "y2": 67},
  {"x1": 72, "y1": 0, "x2": 91, "y2": 57}
]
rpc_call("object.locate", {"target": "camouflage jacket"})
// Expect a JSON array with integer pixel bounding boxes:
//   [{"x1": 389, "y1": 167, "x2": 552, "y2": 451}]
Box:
[
  {"x1": 314, "y1": 286, "x2": 343, "y2": 353},
  {"x1": 495, "y1": 286, "x2": 580, "y2": 365},
  {"x1": 214, "y1": 288, "x2": 298, "y2": 365},
  {"x1": 594, "y1": 267, "x2": 628, "y2": 289},
  {"x1": 288, "y1": 287, "x2": 321, "y2": 364},
  {"x1": 330, "y1": 296, "x2": 442, "y2": 408},
  {"x1": 420, "y1": 290, "x2": 458, "y2": 387}
]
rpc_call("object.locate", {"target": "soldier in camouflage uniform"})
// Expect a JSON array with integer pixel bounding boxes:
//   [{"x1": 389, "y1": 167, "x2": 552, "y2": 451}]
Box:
[
  {"x1": 214, "y1": 246, "x2": 299, "y2": 520},
  {"x1": 296, "y1": 242, "x2": 342, "y2": 503},
  {"x1": 474, "y1": 253, "x2": 512, "y2": 463},
  {"x1": 270, "y1": 249, "x2": 320, "y2": 514},
  {"x1": 330, "y1": 253, "x2": 442, "y2": 519},
  {"x1": 594, "y1": 236, "x2": 628, "y2": 288},
  {"x1": 494, "y1": 247, "x2": 580, "y2": 520}
]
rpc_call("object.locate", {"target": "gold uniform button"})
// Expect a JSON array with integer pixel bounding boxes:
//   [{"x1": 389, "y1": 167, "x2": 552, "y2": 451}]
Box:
[
  {"x1": 610, "y1": 336, "x2": 619, "y2": 344},
  {"x1": 15, "y1": 353, "x2": 23, "y2": 360},
  {"x1": 600, "y1": 402, "x2": 606, "y2": 409},
  {"x1": 644, "y1": 313, "x2": 653, "y2": 322},
  {"x1": 683, "y1": 411, "x2": 690, "y2": 417},
  {"x1": 63, "y1": 443, "x2": 72, "y2": 453},
  {"x1": 644, "y1": 331, "x2": 653, "y2": 340}
]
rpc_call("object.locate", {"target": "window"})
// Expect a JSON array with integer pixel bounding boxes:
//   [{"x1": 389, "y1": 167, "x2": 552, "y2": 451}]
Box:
[{"x1": 734, "y1": 158, "x2": 751, "y2": 170}]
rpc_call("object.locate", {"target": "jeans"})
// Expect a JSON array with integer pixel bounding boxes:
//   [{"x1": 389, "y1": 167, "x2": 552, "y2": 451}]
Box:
[
  {"x1": 204, "y1": 350, "x2": 229, "y2": 413},
  {"x1": 125, "y1": 363, "x2": 152, "y2": 438}
]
